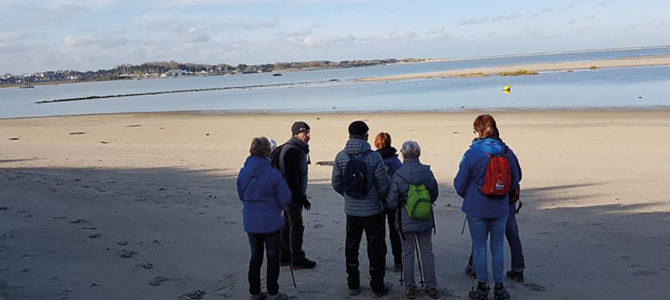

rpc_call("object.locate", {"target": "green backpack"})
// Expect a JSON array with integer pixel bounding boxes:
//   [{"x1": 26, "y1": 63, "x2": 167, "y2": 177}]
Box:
[{"x1": 405, "y1": 183, "x2": 432, "y2": 220}]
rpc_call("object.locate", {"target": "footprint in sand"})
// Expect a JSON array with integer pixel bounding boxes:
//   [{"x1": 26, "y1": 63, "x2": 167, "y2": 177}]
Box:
[
  {"x1": 180, "y1": 290, "x2": 207, "y2": 300},
  {"x1": 88, "y1": 233, "x2": 102, "y2": 239},
  {"x1": 522, "y1": 282, "x2": 547, "y2": 292},
  {"x1": 136, "y1": 263, "x2": 153, "y2": 269},
  {"x1": 116, "y1": 249, "x2": 137, "y2": 259},
  {"x1": 148, "y1": 276, "x2": 169, "y2": 286}
]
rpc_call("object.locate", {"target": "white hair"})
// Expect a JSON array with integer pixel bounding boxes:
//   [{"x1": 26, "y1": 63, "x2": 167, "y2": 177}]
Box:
[
  {"x1": 269, "y1": 138, "x2": 278, "y2": 152},
  {"x1": 401, "y1": 140, "x2": 421, "y2": 158}
]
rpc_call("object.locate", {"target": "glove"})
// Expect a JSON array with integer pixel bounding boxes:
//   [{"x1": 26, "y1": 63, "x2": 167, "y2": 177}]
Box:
[{"x1": 302, "y1": 196, "x2": 311, "y2": 211}]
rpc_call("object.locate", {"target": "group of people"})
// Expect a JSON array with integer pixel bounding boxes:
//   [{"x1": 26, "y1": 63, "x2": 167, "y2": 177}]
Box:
[{"x1": 236, "y1": 115, "x2": 525, "y2": 300}]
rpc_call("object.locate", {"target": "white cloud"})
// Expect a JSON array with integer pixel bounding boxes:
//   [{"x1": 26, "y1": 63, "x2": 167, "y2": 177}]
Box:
[
  {"x1": 459, "y1": 17, "x2": 490, "y2": 25},
  {"x1": 62, "y1": 34, "x2": 128, "y2": 48}
]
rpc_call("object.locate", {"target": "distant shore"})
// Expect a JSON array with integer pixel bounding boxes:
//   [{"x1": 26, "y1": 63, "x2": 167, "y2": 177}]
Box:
[{"x1": 358, "y1": 55, "x2": 670, "y2": 82}]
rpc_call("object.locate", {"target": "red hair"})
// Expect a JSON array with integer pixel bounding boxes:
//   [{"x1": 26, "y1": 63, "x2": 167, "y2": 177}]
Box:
[
  {"x1": 473, "y1": 114, "x2": 498, "y2": 138},
  {"x1": 374, "y1": 132, "x2": 392, "y2": 150}
]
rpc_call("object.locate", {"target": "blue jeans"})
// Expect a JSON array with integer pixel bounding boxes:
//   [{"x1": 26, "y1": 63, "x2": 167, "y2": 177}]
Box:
[
  {"x1": 247, "y1": 230, "x2": 281, "y2": 295},
  {"x1": 505, "y1": 203, "x2": 525, "y2": 272},
  {"x1": 468, "y1": 215, "x2": 507, "y2": 284}
]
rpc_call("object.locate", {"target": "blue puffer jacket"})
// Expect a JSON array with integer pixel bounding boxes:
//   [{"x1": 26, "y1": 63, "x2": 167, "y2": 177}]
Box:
[
  {"x1": 453, "y1": 138, "x2": 521, "y2": 218},
  {"x1": 332, "y1": 138, "x2": 390, "y2": 217},
  {"x1": 387, "y1": 158, "x2": 439, "y2": 232},
  {"x1": 237, "y1": 155, "x2": 292, "y2": 233}
]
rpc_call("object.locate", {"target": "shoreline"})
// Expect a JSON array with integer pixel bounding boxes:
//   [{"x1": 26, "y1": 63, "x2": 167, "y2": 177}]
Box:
[{"x1": 358, "y1": 55, "x2": 670, "y2": 82}]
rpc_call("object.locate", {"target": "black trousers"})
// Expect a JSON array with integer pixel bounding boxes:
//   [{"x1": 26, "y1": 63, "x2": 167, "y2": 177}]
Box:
[
  {"x1": 280, "y1": 203, "x2": 305, "y2": 260},
  {"x1": 385, "y1": 208, "x2": 402, "y2": 265},
  {"x1": 247, "y1": 230, "x2": 281, "y2": 295},
  {"x1": 345, "y1": 213, "x2": 386, "y2": 292}
]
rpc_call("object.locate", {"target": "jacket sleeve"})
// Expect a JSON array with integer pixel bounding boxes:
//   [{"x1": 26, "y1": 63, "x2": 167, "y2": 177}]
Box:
[
  {"x1": 283, "y1": 148, "x2": 305, "y2": 201},
  {"x1": 331, "y1": 152, "x2": 344, "y2": 195},
  {"x1": 387, "y1": 173, "x2": 401, "y2": 209},
  {"x1": 236, "y1": 168, "x2": 246, "y2": 201},
  {"x1": 453, "y1": 150, "x2": 471, "y2": 198},
  {"x1": 274, "y1": 171, "x2": 292, "y2": 209},
  {"x1": 373, "y1": 155, "x2": 391, "y2": 200},
  {"x1": 426, "y1": 169, "x2": 439, "y2": 202},
  {"x1": 508, "y1": 148, "x2": 522, "y2": 191}
]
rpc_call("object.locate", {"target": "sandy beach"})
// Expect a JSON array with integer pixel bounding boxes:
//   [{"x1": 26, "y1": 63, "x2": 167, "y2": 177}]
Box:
[
  {"x1": 1, "y1": 110, "x2": 670, "y2": 299},
  {"x1": 359, "y1": 55, "x2": 670, "y2": 82}
]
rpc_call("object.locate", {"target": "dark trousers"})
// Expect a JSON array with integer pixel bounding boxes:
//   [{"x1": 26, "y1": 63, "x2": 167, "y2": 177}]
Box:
[
  {"x1": 247, "y1": 230, "x2": 281, "y2": 295},
  {"x1": 345, "y1": 213, "x2": 386, "y2": 292},
  {"x1": 468, "y1": 203, "x2": 526, "y2": 272},
  {"x1": 280, "y1": 203, "x2": 305, "y2": 260},
  {"x1": 384, "y1": 208, "x2": 402, "y2": 265}
]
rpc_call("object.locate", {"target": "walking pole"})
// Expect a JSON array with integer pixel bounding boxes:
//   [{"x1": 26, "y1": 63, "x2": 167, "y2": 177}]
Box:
[
  {"x1": 283, "y1": 209, "x2": 297, "y2": 288},
  {"x1": 414, "y1": 235, "x2": 425, "y2": 288},
  {"x1": 460, "y1": 215, "x2": 467, "y2": 235}
]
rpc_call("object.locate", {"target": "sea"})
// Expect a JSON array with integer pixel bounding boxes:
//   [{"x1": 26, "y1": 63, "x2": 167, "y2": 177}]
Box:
[{"x1": 2, "y1": 47, "x2": 670, "y2": 119}]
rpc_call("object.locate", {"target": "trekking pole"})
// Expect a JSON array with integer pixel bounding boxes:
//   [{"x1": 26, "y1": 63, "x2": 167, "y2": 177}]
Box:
[
  {"x1": 460, "y1": 216, "x2": 467, "y2": 235},
  {"x1": 283, "y1": 209, "x2": 297, "y2": 288},
  {"x1": 414, "y1": 235, "x2": 425, "y2": 288}
]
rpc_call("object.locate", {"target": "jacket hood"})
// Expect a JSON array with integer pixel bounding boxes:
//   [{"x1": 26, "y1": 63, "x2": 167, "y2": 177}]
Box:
[
  {"x1": 471, "y1": 137, "x2": 506, "y2": 155},
  {"x1": 345, "y1": 138, "x2": 372, "y2": 155},
  {"x1": 286, "y1": 137, "x2": 310, "y2": 154},
  {"x1": 377, "y1": 147, "x2": 398, "y2": 159},
  {"x1": 243, "y1": 155, "x2": 271, "y2": 177},
  {"x1": 396, "y1": 158, "x2": 432, "y2": 185}
]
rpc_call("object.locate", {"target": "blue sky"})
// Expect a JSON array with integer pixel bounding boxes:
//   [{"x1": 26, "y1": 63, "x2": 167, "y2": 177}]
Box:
[{"x1": 1, "y1": 0, "x2": 669, "y2": 74}]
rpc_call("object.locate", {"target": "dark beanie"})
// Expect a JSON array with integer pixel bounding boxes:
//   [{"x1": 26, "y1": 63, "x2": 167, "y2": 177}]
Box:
[
  {"x1": 348, "y1": 121, "x2": 369, "y2": 135},
  {"x1": 291, "y1": 121, "x2": 310, "y2": 135}
]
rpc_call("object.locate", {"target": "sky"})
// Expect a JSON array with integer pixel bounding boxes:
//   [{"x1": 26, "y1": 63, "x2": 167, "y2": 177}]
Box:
[{"x1": 1, "y1": 0, "x2": 669, "y2": 75}]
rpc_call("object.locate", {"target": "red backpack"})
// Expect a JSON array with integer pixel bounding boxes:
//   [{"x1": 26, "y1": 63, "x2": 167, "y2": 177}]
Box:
[{"x1": 479, "y1": 148, "x2": 511, "y2": 198}]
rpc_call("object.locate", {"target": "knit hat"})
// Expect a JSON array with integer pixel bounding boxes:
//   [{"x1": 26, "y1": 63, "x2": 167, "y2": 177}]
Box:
[
  {"x1": 348, "y1": 121, "x2": 369, "y2": 135},
  {"x1": 291, "y1": 121, "x2": 310, "y2": 135}
]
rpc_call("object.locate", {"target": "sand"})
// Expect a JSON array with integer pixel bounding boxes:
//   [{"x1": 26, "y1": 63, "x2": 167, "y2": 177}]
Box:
[
  {"x1": 1, "y1": 110, "x2": 670, "y2": 299},
  {"x1": 359, "y1": 55, "x2": 670, "y2": 82}
]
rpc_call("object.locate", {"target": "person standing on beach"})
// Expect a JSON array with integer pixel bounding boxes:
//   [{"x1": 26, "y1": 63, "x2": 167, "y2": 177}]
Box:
[
  {"x1": 374, "y1": 132, "x2": 403, "y2": 273},
  {"x1": 237, "y1": 137, "x2": 292, "y2": 300},
  {"x1": 278, "y1": 121, "x2": 317, "y2": 269},
  {"x1": 386, "y1": 140, "x2": 440, "y2": 299},
  {"x1": 454, "y1": 114, "x2": 521, "y2": 300},
  {"x1": 464, "y1": 128, "x2": 525, "y2": 284},
  {"x1": 332, "y1": 121, "x2": 391, "y2": 298}
]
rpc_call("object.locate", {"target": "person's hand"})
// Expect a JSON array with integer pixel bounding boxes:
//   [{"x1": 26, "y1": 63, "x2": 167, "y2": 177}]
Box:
[{"x1": 302, "y1": 196, "x2": 311, "y2": 211}]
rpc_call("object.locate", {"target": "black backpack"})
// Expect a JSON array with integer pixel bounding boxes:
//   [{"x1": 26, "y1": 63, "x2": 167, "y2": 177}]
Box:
[
  {"x1": 343, "y1": 152, "x2": 369, "y2": 198},
  {"x1": 270, "y1": 144, "x2": 285, "y2": 170}
]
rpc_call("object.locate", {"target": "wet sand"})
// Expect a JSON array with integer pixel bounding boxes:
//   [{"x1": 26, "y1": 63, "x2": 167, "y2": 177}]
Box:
[
  {"x1": 359, "y1": 55, "x2": 670, "y2": 82},
  {"x1": 1, "y1": 110, "x2": 670, "y2": 299}
]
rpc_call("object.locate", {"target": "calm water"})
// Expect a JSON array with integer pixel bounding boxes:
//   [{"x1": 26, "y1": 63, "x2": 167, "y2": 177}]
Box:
[{"x1": 2, "y1": 47, "x2": 670, "y2": 118}]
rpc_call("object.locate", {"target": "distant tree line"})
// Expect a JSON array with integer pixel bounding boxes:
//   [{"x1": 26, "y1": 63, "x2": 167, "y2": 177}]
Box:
[{"x1": 1, "y1": 58, "x2": 425, "y2": 85}]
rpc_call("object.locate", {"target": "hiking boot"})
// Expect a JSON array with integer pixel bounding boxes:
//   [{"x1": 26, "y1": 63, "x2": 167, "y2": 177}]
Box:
[
  {"x1": 405, "y1": 287, "x2": 417, "y2": 299},
  {"x1": 369, "y1": 283, "x2": 392, "y2": 298},
  {"x1": 393, "y1": 262, "x2": 402, "y2": 273},
  {"x1": 426, "y1": 287, "x2": 440, "y2": 299},
  {"x1": 348, "y1": 286, "x2": 360, "y2": 296},
  {"x1": 468, "y1": 282, "x2": 489, "y2": 300},
  {"x1": 506, "y1": 270, "x2": 524, "y2": 283},
  {"x1": 494, "y1": 284, "x2": 510, "y2": 300},
  {"x1": 266, "y1": 292, "x2": 288, "y2": 300},
  {"x1": 249, "y1": 292, "x2": 267, "y2": 300},
  {"x1": 292, "y1": 256, "x2": 316, "y2": 269},
  {"x1": 464, "y1": 264, "x2": 476, "y2": 279}
]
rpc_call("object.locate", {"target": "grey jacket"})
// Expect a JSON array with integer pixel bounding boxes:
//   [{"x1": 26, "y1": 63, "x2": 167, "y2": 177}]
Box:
[
  {"x1": 387, "y1": 158, "x2": 439, "y2": 233},
  {"x1": 332, "y1": 138, "x2": 390, "y2": 217}
]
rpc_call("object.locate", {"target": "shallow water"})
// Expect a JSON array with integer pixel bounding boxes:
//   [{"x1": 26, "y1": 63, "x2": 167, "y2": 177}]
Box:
[{"x1": 2, "y1": 47, "x2": 670, "y2": 118}]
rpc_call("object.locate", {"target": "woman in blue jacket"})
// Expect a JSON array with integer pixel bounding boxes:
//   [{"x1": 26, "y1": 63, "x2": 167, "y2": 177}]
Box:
[
  {"x1": 237, "y1": 137, "x2": 292, "y2": 300},
  {"x1": 454, "y1": 115, "x2": 521, "y2": 300},
  {"x1": 374, "y1": 132, "x2": 403, "y2": 272}
]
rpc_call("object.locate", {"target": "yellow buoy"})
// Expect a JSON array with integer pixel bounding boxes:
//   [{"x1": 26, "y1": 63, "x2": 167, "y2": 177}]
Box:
[{"x1": 503, "y1": 85, "x2": 511, "y2": 94}]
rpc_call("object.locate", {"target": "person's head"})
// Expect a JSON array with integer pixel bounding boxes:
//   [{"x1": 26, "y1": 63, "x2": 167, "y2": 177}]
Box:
[
  {"x1": 473, "y1": 114, "x2": 499, "y2": 138},
  {"x1": 374, "y1": 132, "x2": 392, "y2": 150},
  {"x1": 269, "y1": 138, "x2": 278, "y2": 152},
  {"x1": 400, "y1": 140, "x2": 421, "y2": 159},
  {"x1": 348, "y1": 120, "x2": 369, "y2": 140},
  {"x1": 249, "y1": 137, "x2": 271, "y2": 157},
  {"x1": 291, "y1": 121, "x2": 311, "y2": 144}
]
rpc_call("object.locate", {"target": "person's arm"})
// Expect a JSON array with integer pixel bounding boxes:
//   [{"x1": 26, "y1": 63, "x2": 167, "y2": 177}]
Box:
[
  {"x1": 236, "y1": 168, "x2": 246, "y2": 201},
  {"x1": 373, "y1": 155, "x2": 391, "y2": 199},
  {"x1": 453, "y1": 150, "x2": 472, "y2": 197},
  {"x1": 274, "y1": 171, "x2": 292, "y2": 209},
  {"x1": 331, "y1": 152, "x2": 344, "y2": 195},
  {"x1": 283, "y1": 148, "x2": 305, "y2": 203},
  {"x1": 387, "y1": 173, "x2": 401, "y2": 209},
  {"x1": 427, "y1": 169, "x2": 439, "y2": 202}
]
